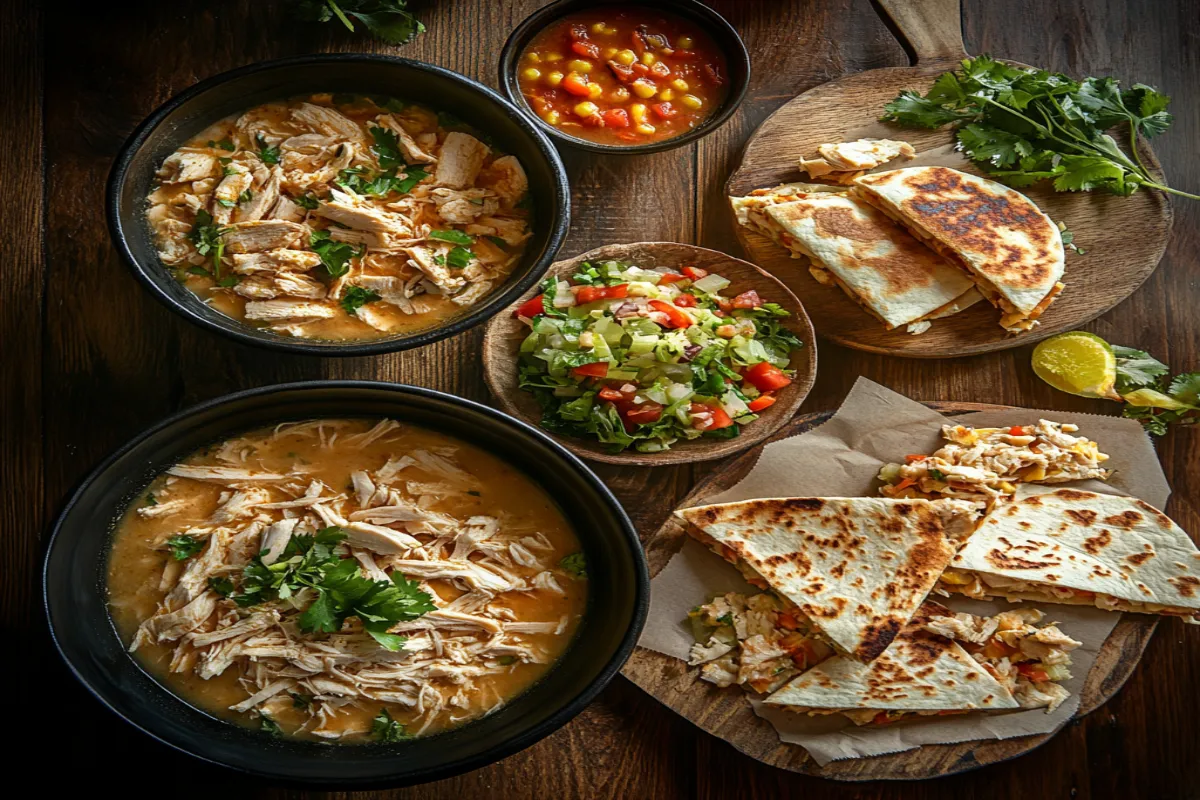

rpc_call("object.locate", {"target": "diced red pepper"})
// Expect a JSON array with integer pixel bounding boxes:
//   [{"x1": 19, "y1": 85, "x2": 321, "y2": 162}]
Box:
[
  {"x1": 1008, "y1": 425, "x2": 1028, "y2": 436},
  {"x1": 732, "y1": 290, "x2": 762, "y2": 309},
  {"x1": 689, "y1": 402, "x2": 733, "y2": 431},
  {"x1": 515, "y1": 294, "x2": 546, "y2": 319},
  {"x1": 1016, "y1": 663, "x2": 1050, "y2": 683},
  {"x1": 571, "y1": 41, "x2": 601, "y2": 59},
  {"x1": 747, "y1": 394, "x2": 777, "y2": 412},
  {"x1": 624, "y1": 401, "x2": 663, "y2": 426},
  {"x1": 630, "y1": 62, "x2": 651, "y2": 76},
  {"x1": 571, "y1": 361, "x2": 609, "y2": 379},
  {"x1": 649, "y1": 61, "x2": 672, "y2": 78},
  {"x1": 873, "y1": 712, "x2": 891, "y2": 726},
  {"x1": 674, "y1": 294, "x2": 697, "y2": 308},
  {"x1": 562, "y1": 72, "x2": 592, "y2": 97},
  {"x1": 574, "y1": 283, "x2": 628, "y2": 304},
  {"x1": 893, "y1": 477, "x2": 918, "y2": 491},
  {"x1": 743, "y1": 361, "x2": 792, "y2": 392},
  {"x1": 905, "y1": 454, "x2": 928, "y2": 462},
  {"x1": 602, "y1": 108, "x2": 630, "y2": 128},
  {"x1": 651, "y1": 102, "x2": 678, "y2": 119},
  {"x1": 648, "y1": 299, "x2": 693, "y2": 329},
  {"x1": 657, "y1": 272, "x2": 687, "y2": 284}
]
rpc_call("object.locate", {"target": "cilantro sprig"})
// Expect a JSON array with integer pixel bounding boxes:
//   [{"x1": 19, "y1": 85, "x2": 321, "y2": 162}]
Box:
[
  {"x1": 882, "y1": 56, "x2": 1197, "y2": 201},
  {"x1": 188, "y1": 210, "x2": 228, "y2": 277},
  {"x1": 293, "y1": 0, "x2": 425, "y2": 46},
  {"x1": 310, "y1": 229, "x2": 362, "y2": 278},
  {"x1": 1112, "y1": 346, "x2": 1200, "y2": 435},
  {"x1": 166, "y1": 534, "x2": 205, "y2": 561},
  {"x1": 341, "y1": 285, "x2": 381, "y2": 315},
  {"x1": 371, "y1": 708, "x2": 412, "y2": 742}
]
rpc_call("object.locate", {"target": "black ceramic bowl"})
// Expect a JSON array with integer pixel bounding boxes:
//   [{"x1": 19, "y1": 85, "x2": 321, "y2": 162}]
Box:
[
  {"x1": 108, "y1": 55, "x2": 570, "y2": 356},
  {"x1": 499, "y1": 0, "x2": 750, "y2": 155},
  {"x1": 44, "y1": 382, "x2": 647, "y2": 786}
]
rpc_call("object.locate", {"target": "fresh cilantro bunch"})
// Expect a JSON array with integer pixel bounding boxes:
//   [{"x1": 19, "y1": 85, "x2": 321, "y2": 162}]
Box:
[
  {"x1": 882, "y1": 56, "x2": 1197, "y2": 200},
  {"x1": 294, "y1": 0, "x2": 425, "y2": 46},
  {"x1": 371, "y1": 708, "x2": 412, "y2": 742},
  {"x1": 188, "y1": 210, "x2": 228, "y2": 277},
  {"x1": 1112, "y1": 346, "x2": 1200, "y2": 435}
]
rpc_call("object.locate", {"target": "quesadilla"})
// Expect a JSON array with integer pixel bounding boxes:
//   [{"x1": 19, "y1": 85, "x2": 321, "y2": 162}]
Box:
[
  {"x1": 938, "y1": 487, "x2": 1200, "y2": 621},
  {"x1": 731, "y1": 188, "x2": 983, "y2": 334},
  {"x1": 676, "y1": 497, "x2": 979, "y2": 661},
  {"x1": 799, "y1": 138, "x2": 916, "y2": 184},
  {"x1": 878, "y1": 420, "x2": 1110, "y2": 502},
  {"x1": 853, "y1": 166, "x2": 1066, "y2": 333},
  {"x1": 764, "y1": 602, "x2": 1081, "y2": 724}
]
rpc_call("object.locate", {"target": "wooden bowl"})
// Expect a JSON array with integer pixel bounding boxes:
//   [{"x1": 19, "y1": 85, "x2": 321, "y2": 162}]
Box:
[{"x1": 482, "y1": 243, "x2": 817, "y2": 466}]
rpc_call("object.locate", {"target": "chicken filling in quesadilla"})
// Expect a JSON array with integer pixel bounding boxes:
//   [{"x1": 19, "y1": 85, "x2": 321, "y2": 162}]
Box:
[
  {"x1": 798, "y1": 138, "x2": 916, "y2": 184},
  {"x1": 687, "y1": 592, "x2": 835, "y2": 693},
  {"x1": 879, "y1": 420, "x2": 1110, "y2": 502},
  {"x1": 937, "y1": 570, "x2": 1200, "y2": 619}
]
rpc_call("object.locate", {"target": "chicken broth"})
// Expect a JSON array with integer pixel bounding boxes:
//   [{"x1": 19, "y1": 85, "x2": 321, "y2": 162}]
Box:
[
  {"x1": 107, "y1": 419, "x2": 587, "y2": 742},
  {"x1": 146, "y1": 94, "x2": 533, "y2": 341}
]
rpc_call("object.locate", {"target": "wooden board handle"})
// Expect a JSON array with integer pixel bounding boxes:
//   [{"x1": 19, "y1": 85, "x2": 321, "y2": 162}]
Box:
[{"x1": 873, "y1": 0, "x2": 967, "y2": 64}]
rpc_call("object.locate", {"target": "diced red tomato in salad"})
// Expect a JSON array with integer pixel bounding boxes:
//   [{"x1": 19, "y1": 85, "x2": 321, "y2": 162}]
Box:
[
  {"x1": 674, "y1": 294, "x2": 697, "y2": 307},
  {"x1": 732, "y1": 290, "x2": 762, "y2": 309},
  {"x1": 657, "y1": 271, "x2": 687, "y2": 284},
  {"x1": 680, "y1": 266, "x2": 708, "y2": 281},
  {"x1": 571, "y1": 361, "x2": 609, "y2": 379},
  {"x1": 515, "y1": 294, "x2": 546, "y2": 318},
  {"x1": 574, "y1": 283, "x2": 628, "y2": 303},
  {"x1": 648, "y1": 299, "x2": 693, "y2": 328},
  {"x1": 623, "y1": 401, "x2": 663, "y2": 426},
  {"x1": 743, "y1": 361, "x2": 792, "y2": 392},
  {"x1": 747, "y1": 394, "x2": 777, "y2": 412},
  {"x1": 689, "y1": 402, "x2": 733, "y2": 431}
]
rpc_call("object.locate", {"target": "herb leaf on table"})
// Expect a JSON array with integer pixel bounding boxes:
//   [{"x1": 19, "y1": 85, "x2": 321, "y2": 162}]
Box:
[{"x1": 293, "y1": 0, "x2": 425, "y2": 46}]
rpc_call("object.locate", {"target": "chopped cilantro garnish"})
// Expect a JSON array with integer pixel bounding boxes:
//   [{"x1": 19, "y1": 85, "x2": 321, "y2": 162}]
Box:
[
  {"x1": 371, "y1": 708, "x2": 412, "y2": 742},
  {"x1": 559, "y1": 552, "x2": 587, "y2": 579},
  {"x1": 310, "y1": 229, "x2": 362, "y2": 277},
  {"x1": 255, "y1": 133, "x2": 281, "y2": 165},
  {"x1": 165, "y1": 534, "x2": 205, "y2": 561},
  {"x1": 340, "y1": 285, "x2": 382, "y2": 315},
  {"x1": 428, "y1": 229, "x2": 474, "y2": 245},
  {"x1": 446, "y1": 246, "x2": 474, "y2": 269}
]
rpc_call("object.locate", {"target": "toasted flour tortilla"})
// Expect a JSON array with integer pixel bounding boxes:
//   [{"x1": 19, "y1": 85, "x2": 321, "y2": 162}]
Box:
[
  {"x1": 676, "y1": 497, "x2": 978, "y2": 661},
  {"x1": 854, "y1": 167, "x2": 1065, "y2": 332},
  {"x1": 764, "y1": 602, "x2": 1020, "y2": 717},
  {"x1": 941, "y1": 486, "x2": 1200, "y2": 619}
]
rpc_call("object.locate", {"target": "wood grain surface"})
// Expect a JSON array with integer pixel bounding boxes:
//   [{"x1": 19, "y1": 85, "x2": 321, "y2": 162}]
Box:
[
  {"x1": 6, "y1": 1, "x2": 1200, "y2": 798},
  {"x1": 481, "y1": 242, "x2": 817, "y2": 465},
  {"x1": 622, "y1": 402, "x2": 1156, "y2": 781}
]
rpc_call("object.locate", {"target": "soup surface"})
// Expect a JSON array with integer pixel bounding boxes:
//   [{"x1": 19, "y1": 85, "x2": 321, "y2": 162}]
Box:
[
  {"x1": 108, "y1": 419, "x2": 587, "y2": 742},
  {"x1": 517, "y1": 7, "x2": 730, "y2": 146},
  {"x1": 146, "y1": 94, "x2": 532, "y2": 341}
]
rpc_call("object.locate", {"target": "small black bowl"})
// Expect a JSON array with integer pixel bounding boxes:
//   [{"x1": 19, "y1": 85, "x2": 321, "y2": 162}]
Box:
[
  {"x1": 499, "y1": 0, "x2": 750, "y2": 155},
  {"x1": 44, "y1": 382, "x2": 648, "y2": 787},
  {"x1": 108, "y1": 55, "x2": 570, "y2": 356}
]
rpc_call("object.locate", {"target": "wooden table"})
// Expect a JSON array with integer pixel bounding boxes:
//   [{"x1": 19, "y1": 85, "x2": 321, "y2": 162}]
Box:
[{"x1": 6, "y1": 1, "x2": 1198, "y2": 796}]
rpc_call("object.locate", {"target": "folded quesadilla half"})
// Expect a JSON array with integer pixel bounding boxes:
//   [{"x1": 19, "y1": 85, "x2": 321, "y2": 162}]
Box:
[
  {"x1": 938, "y1": 487, "x2": 1200, "y2": 621},
  {"x1": 853, "y1": 166, "x2": 1066, "y2": 333},
  {"x1": 731, "y1": 188, "x2": 983, "y2": 334},
  {"x1": 764, "y1": 601, "x2": 1081, "y2": 724},
  {"x1": 878, "y1": 420, "x2": 1110, "y2": 503},
  {"x1": 676, "y1": 497, "x2": 980, "y2": 661}
]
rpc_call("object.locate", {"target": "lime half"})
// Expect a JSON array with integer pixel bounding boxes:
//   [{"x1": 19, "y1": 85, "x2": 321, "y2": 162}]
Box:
[{"x1": 1032, "y1": 332, "x2": 1120, "y2": 400}]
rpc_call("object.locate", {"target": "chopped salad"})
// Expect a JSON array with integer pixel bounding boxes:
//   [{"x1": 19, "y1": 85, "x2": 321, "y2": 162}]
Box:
[{"x1": 514, "y1": 259, "x2": 804, "y2": 452}]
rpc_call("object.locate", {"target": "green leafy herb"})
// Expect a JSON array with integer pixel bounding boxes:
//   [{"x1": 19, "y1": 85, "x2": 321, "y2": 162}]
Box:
[
  {"x1": 337, "y1": 163, "x2": 427, "y2": 198},
  {"x1": 208, "y1": 576, "x2": 235, "y2": 596},
  {"x1": 559, "y1": 552, "x2": 587, "y2": 579},
  {"x1": 881, "y1": 56, "x2": 1196, "y2": 200},
  {"x1": 216, "y1": 197, "x2": 236, "y2": 208},
  {"x1": 187, "y1": 209, "x2": 228, "y2": 277},
  {"x1": 290, "y1": 692, "x2": 313, "y2": 710},
  {"x1": 433, "y1": 254, "x2": 447, "y2": 266},
  {"x1": 310, "y1": 229, "x2": 362, "y2": 277},
  {"x1": 446, "y1": 246, "x2": 474, "y2": 269},
  {"x1": 371, "y1": 708, "x2": 412, "y2": 742},
  {"x1": 166, "y1": 534, "x2": 205, "y2": 561},
  {"x1": 368, "y1": 125, "x2": 403, "y2": 171},
  {"x1": 486, "y1": 235, "x2": 509, "y2": 251},
  {"x1": 341, "y1": 285, "x2": 381, "y2": 315},
  {"x1": 256, "y1": 133, "x2": 281, "y2": 165},
  {"x1": 144, "y1": 493, "x2": 158, "y2": 507},
  {"x1": 217, "y1": 275, "x2": 240, "y2": 288},
  {"x1": 261, "y1": 716, "x2": 282, "y2": 737},
  {"x1": 428, "y1": 229, "x2": 475, "y2": 246},
  {"x1": 207, "y1": 138, "x2": 235, "y2": 151},
  {"x1": 293, "y1": 193, "x2": 321, "y2": 210},
  {"x1": 293, "y1": 0, "x2": 425, "y2": 45},
  {"x1": 929, "y1": 469, "x2": 947, "y2": 481},
  {"x1": 1113, "y1": 345, "x2": 1169, "y2": 394}
]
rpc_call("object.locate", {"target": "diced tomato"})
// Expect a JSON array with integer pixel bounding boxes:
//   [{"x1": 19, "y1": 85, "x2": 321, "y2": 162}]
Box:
[
  {"x1": 630, "y1": 30, "x2": 645, "y2": 55},
  {"x1": 562, "y1": 72, "x2": 592, "y2": 96},
  {"x1": 1016, "y1": 663, "x2": 1050, "y2": 683},
  {"x1": 571, "y1": 40, "x2": 601, "y2": 59},
  {"x1": 712, "y1": 309, "x2": 726, "y2": 318},
  {"x1": 568, "y1": 23, "x2": 588, "y2": 41},
  {"x1": 515, "y1": 294, "x2": 546, "y2": 319},
  {"x1": 598, "y1": 387, "x2": 624, "y2": 402},
  {"x1": 1009, "y1": 425, "x2": 1028, "y2": 436},
  {"x1": 649, "y1": 61, "x2": 672, "y2": 78},
  {"x1": 905, "y1": 454, "x2": 928, "y2": 462},
  {"x1": 630, "y1": 62, "x2": 650, "y2": 76},
  {"x1": 574, "y1": 283, "x2": 628, "y2": 304},
  {"x1": 747, "y1": 394, "x2": 777, "y2": 412},
  {"x1": 624, "y1": 401, "x2": 663, "y2": 426},
  {"x1": 607, "y1": 60, "x2": 636, "y2": 83},
  {"x1": 689, "y1": 402, "x2": 733, "y2": 431},
  {"x1": 743, "y1": 361, "x2": 792, "y2": 392},
  {"x1": 648, "y1": 299, "x2": 693, "y2": 329},
  {"x1": 571, "y1": 362, "x2": 609, "y2": 379},
  {"x1": 651, "y1": 102, "x2": 678, "y2": 119},
  {"x1": 657, "y1": 271, "x2": 687, "y2": 284},
  {"x1": 602, "y1": 108, "x2": 630, "y2": 128},
  {"x1": 681, "y1": 266, "x2": 708, "y2": 280},
  {"x1": 732, "y1": 290, "x2": 762, "y2": 309},
  {"x1": 674, "y1": 294, "x2": 697, "y2": 308}
]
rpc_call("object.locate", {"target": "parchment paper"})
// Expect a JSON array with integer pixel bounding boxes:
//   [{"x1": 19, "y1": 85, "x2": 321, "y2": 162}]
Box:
[{"x1": 638, "y1": 378, "x2": 1170, "y2": 765}]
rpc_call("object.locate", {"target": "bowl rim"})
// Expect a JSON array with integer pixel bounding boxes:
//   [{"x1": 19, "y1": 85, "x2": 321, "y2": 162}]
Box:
[
  {"x1": 497, "y1": 0, "x2": 751, "y2": 155},
  {"x1": 107, "y1": 53, "x2": 571, "y2": 357},
  {"x1": 43, "y1": 380, "x2": 649, "y2": 786}
]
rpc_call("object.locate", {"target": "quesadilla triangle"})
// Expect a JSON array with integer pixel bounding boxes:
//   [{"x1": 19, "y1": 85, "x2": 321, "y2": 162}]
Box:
[
  {"x1": 731, "y1": 189, "x2": 983, "y2": 334},
  {"x1": 939, "y1": 487, "x2": 1200, "y2": 621},
  {"x1": 764, "y1": 601, "x2": 1080, "y2": 725},
  {"x1": 676, "y1": 497, "x2": 979, "y2": 661},
  {"x1": 853, "y1": 166, "x2": 1066, "y2": 333}
]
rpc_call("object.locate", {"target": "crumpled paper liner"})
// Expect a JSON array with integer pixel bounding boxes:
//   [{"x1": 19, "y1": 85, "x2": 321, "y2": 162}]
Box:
[{"x1": 638, "y1": 378, "x2": 1169, "y2": 765}]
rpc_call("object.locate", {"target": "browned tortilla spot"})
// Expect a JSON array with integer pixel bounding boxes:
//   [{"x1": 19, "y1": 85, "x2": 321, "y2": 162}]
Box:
[
  {"x1": 1134, "y1": 500, "x2": 1173, "y2": 529},
  {"x1": 1066, "y1": 509, "x2": 1098, "y2": 526},
  {"x1": 987, "y1": 548, "x2": 1061, "y2": 570},
  {"x1": 1083, "y1": 530, "x2": 1113, "y2": 555},
  {"x1": 1103, "y1": 510, "x2": 1144, "y2": 529},
  {"x1": 1125, "y1": 550, "x2": 1155, "y2": 567},
  {"x1": 856, "y1": 617, "x2": 904, "y2": 661},
  {"x1": 1170, "y1": 575, "x2": 1200, "y2": 598},
  {"x1": 1054, "y1": 489, "x2": 1095, "y2": 501}
]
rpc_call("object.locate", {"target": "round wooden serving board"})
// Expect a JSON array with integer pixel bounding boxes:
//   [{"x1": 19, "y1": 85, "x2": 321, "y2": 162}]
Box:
[
  {"x1": 725, "y1": 0, "x2": 1173, "y2": 358},
  {"x1": 621, "y1": 401, "x2": 1157, "y2": 781}
]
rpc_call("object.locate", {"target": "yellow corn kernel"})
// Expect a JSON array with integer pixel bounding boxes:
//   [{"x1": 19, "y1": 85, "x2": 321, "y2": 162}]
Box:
[
  {"x1": 610, "y1": 86, "x2": 631, "y2": 103},
  {"x1": 677, "y1": 35, "x2": 695, "y2": 49},
  {"x1": 658, "y1": 88, "x2": 674, "y2": 101},
  {"x1": 545, "y1": 71, "x2": 564, "y2": 87},
  {"x1": 587, "y1": 82, "x2": 604, "y2": 100},
  {"x1": 671, "y1": 78, "x2": 689, "y2": 92},
  {"x1": 568, "y1": 59, "x2": 593, "y2": 73},
  {"x1": 545, "y1": 52, "x2": 564, "y2": 62},
  {"x1": 603, "y1": 46, "x2": 618, "y2": 59},
  {"x1": 680, "y1": 94, "x2": 703, "y2": 110},
  {"x1": 635, "y1": 123, "x2": 657, "y2": 136},
  {"x1": 631, "y1": 79, "x2": 657, "y2": 99},
  {"x1": 630, "y1": 103, "x2": 647, "y2": 123},
  {"x1": 521, "y1": 68, "x2": 541, "y2": 81},
  {"x1": 543, "y1": 110, "x2": 561, "y2": 126},
  {"x1": 573, "y1": 101, "x2": 599, "y2": 118},
  {"x1": 590, "y1": 22, "x2": 606, "y2": 34},
  {"x1": 614, "y1": 49, "x2": 636, "y2": 66},
  {"x1": 526, "y1": 52, "x2": 541, "y2": 64},
  {"x1": 641, "y1": 51, "x2": 657, "y2": 65}
]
